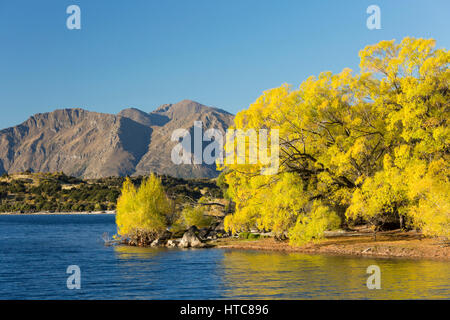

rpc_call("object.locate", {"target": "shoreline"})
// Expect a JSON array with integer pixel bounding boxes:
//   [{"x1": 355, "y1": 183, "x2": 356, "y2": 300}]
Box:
[
  {"x1": 1, "y1": 212, "x2": 448, "y2": 260},
  {"x1": 212, "y1": 231, "x2": 450, "y2": 261}
]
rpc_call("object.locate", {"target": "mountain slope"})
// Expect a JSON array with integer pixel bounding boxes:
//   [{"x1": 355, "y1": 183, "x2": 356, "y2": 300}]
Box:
[{"x1": 0, "y1": 100, "x2": 234, "y2": 178}]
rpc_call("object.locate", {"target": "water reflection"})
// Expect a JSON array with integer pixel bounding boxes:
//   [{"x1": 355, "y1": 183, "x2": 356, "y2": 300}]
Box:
[
  {"x1": 7, "y1": 214, "x2": 447, "y2": 299},
  {"x1": 114, "y1": 245, "x2": 165, "y2": 260},
  {"x1": 110, "y1": 246, "x2": 226, "y2": 299},
  {"x1": 219, "y1": 250, "x2": 450, "y2": 299}
]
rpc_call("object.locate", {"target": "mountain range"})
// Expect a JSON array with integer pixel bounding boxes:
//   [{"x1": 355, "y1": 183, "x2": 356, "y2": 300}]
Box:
[{"x1": 0, "y1": 100, "x2": 234, "y2": 179}]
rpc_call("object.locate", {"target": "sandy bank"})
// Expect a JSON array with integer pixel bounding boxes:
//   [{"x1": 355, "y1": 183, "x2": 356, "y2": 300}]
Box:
[{"x1": 213, "y1": 230, "x2": 450, "y2": 260}]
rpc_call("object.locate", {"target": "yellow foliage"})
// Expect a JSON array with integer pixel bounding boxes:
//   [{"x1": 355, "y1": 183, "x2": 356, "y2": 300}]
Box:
[
  {"x1": 116, "y1": 174, "x2": 172, "y2": 239},
  {"x1": 221, "y1": 37, "x2": 449, "y2": 243},
  {"x1": 289, "y1": 202, "x2": 341, "y2": 245},
  {"x1": 407, "y1": 159, "x2": 450, "y2": 237}
]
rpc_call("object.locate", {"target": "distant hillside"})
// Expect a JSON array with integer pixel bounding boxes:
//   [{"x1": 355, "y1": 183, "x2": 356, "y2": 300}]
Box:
[
  {"x1": 0, "y1": 171, "x2": 222, "y2": 213},
  {"x1": 0, "y1": 100, "x2": 234, "y2": 179}
]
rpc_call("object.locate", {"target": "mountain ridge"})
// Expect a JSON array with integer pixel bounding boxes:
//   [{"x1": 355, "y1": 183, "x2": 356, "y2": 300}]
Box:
[{"x1": 0, "y1": 100, "x2": 235, "y2": 179}]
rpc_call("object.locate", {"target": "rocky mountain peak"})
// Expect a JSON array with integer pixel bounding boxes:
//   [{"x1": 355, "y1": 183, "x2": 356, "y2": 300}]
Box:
[{"x1": 0, "y1": 102, "x2": 235, "y2": 179}]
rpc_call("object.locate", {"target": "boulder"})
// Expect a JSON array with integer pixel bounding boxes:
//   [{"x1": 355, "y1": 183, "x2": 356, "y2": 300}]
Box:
[
  {"x1": 214, "y1": 220, "x2": 225, "y2": 232},
  {"x1": 171, "y1": 229, "x2": 186, "y2": 238},
  {"x1": 210, "y1": 221, "x2": 220, "y2": 229},
  {"x1": 166, "y1": 239, "x2": 180, "y2": 247},
  {"x1": 151, "y1": 239, "x2": 163, "y2": 247},
  {"x1": 207, "y1": 230, "x2": 218, "y2": 240},
  {"x1": 198, "y1": 228, "x2": 210, "y2": 240},
  {"x1": 179, "y1": 227, "x2": 203, "y2": 248},
  {"x1": 188, "y1": 225, "x2": 199, "y2": 233},
  {"x1": 150, "y1": 233, "x2": 171, "y2": 247}
]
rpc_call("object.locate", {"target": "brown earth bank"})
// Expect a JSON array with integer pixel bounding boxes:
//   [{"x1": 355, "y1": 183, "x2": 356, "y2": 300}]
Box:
[{"x1": 212, "y1": 230, "x2": 450, "y2": 260}]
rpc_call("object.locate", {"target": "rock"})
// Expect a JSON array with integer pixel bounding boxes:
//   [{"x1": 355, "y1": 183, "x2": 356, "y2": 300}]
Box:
[
  {"x1": 198, "y1": 228, "x2": 210, "y2": 240},
  {"x1": 362, "y1": 247, "x2": 373, "y2": 253},
  {"x1": 207, "y1": 230, "x2": 217, "y2": 240},
  {"x1": 210, "y1": 221, "x2": 220, "y2": 229},
  {"x1": 171, "y1": 229, "x2": 186, "y2": 238},
  {"x1": 179, "y1": 228, "x2": 203, "y2": 248},
  {"x1": 188, "y1": 225, "x2": 199, "y2": 233},
  {"x1": 151, "y1": 239, "x2": 162, "y2": 247},
  {"x1": 166, "y1": 239, "x2": 179, "y2": 247},
  {"x1": 214, "y1": 220, "x2": 225, "y2": 232},
  {"x1": 159, "y1": 230, "x2": 172, "y2": 241},
  {"x1": 150, "y1": 237, "x2": 169, "y2": 247}
]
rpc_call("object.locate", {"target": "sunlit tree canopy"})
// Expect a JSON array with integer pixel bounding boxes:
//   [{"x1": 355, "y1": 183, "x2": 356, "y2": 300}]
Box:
[
  {"x1": 221, "y1": 37, "x2": 449, "y2": 244},
  {"x1": 116, "y1": 174, "x2": 172, "y2": 243}
]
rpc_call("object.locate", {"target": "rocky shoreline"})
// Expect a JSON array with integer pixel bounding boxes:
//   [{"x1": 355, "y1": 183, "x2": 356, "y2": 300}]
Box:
[
  {"x1": 114, "y1": 220, "x2": 232, "y2": 249},
  {"x1": 5, "y1": 212, "x2": 447, "y2": 260},
  {"x1": 113, "y1": 224, "x2": 450, "y2": 261}
]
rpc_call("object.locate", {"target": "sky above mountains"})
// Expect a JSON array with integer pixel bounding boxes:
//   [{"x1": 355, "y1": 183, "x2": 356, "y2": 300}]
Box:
[{"x1": 1, "y1": 0, "x2": 449, "y2": 130}]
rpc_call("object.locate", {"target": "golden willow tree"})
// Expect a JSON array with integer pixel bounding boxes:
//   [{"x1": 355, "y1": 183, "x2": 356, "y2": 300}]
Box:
[
  {"x1": 116, "y1": 174, "x2": 172, "y2": 245},
  {"x1": 221, "y1": 38, "x2": 449, "y2": 244}
]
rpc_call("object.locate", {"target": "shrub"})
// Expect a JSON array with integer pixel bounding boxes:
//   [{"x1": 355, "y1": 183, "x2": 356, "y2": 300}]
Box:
[
  {"x1": 248, "y1": 233, "x2": 260, "y2": 240},
  {"x1": 116, "y1": 174, "x2": 172, "y2": 245},
  {"x1": 238, "y1": 232, "x2": 251, "y2": 239},
  {"x1": 181, "y1": 206, "x2": 213, "y2": 229}
]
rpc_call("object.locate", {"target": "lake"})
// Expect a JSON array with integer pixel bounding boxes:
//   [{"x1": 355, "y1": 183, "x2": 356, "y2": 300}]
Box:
[{"x1": 0, "y1": 214, "x2": 448, "y2": 299}]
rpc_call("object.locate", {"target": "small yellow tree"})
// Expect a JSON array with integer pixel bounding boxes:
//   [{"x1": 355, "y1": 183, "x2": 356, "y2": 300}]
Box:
[
  {"x1": 116, "y1": 175, "x2": 172, "y2": 245},
  {"x1": 116, "y1": 177, "x2": 137, "y2": 236}
]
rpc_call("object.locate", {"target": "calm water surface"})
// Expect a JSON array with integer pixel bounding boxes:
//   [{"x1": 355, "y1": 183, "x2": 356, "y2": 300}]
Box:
[{"x1": 0, "y1": 214, "x2": 448, "y2": 299}]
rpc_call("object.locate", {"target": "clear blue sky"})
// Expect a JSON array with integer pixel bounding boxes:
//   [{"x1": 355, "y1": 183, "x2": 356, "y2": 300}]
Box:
[{"x1": 0, "y1": 0, "x2": 449, "y2": 129}]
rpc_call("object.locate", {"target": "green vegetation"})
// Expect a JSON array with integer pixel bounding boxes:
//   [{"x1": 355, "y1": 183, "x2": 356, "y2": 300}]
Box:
[
  {"x1": 238, "y1": 232, "x2": 261, "y2": 240},
  {"x1": 0, "y1": 171, "x2": 222, "y2": 213},
  {"x1": 180, "y1": 206, "x2": 213, "y2": 229},
  {"x1": 114, "y1": 173, "x2": 229, "y2": 245}
]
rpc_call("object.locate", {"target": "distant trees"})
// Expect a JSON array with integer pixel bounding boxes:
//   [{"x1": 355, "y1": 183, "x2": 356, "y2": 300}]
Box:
[
  {"x1": 0, "y1": 173, "x2": 119, "y2": 213},
  {"x1": 0, "y1": 172, "x2": 222, "y2": 214},
  {"x1": 9, "y1": 180, "x2": 26, "y2": 193},
  {"x1": 31, "y1": 181, "x2": 61, "y2": 195},
  {"x1": 221, "y1": 37, "x2": 449, "y2": 244},
  {"x1": 116, "y1": 174, "x2": 173, "y2": 245}
]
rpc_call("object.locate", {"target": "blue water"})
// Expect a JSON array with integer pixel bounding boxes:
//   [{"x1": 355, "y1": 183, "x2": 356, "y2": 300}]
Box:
[{"x1": 0, "y1": 214, "x2": 448, "y2": 299}]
